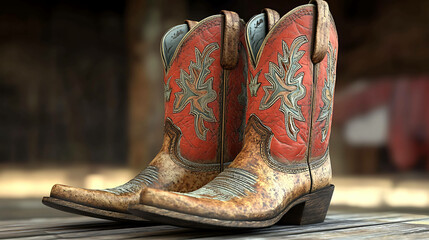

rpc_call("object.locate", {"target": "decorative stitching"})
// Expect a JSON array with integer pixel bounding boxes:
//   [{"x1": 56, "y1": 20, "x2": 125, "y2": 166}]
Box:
[
  {"x1": 164, "y1": 118, "x2": 222, "y2": 172},
  {"x1": 102, "y1": 166, "x2": 158, "y2": 195},
  {"x1": 173, "y1": 42, "x2": 219, "y2": 140},
  {"x1": 164, "y1": 76, "x2": 172, "y2": 102},
  {"x1": 248, "y1": 7, "x2": 313, "y2": 68},
  {"x1": 259, "y1": 36, "x2": 308, "y2": 141},
  {"x1": 249, "y1": 70, "x2": 261, "y2": 97},
  {"x1": 316, "y1": 42, "x2": 337, "y2": 142},
  {"x1": 248, "y1": 114, "x2": 309, "y2": 174},
  {"x1": 310, "y1": 147, "x2": 329, "y2": 170},
  {"x1": 182, "y1": 168, "x2": 257, "y2": 201}
]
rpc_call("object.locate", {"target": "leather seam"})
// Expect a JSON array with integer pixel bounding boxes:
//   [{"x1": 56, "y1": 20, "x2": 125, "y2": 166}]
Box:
[
  {"x1": 165, "y1": 118, "x2": 222, "y2": 172},
  {"x1": 309, "y1": 147, "x2": 329, "y2": 170},
  {"x1": 248, "y1": 114, "x2": 309, "y2": 174}
]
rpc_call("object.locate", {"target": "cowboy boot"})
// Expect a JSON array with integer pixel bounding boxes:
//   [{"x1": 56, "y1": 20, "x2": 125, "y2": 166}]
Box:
[
  {"x1": 42, "y1": 11, "x2": 248, "y2": 221},
  {"x1": 129, "y1": 1, "x2": 338, "y2": 228}
]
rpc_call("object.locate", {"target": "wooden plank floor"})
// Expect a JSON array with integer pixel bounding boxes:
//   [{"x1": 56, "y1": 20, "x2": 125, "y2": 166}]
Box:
[{"x1": 1, "y1": 211, "x2": 429, "y2": 239}]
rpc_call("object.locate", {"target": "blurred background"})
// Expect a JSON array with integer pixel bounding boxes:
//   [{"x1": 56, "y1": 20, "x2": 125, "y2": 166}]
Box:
[{"x1": 0, "y1": 0, "x2": 428, "y2": 220}]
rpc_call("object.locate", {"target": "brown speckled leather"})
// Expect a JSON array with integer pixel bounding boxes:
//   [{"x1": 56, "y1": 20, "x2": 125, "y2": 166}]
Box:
[
  {"x1": 130, "y1": 2, "x2": 338, "y2": 228},
  {"x1": 138, "y1": 115, "x2": 311, "y2": 221},
  {"x1": 49, "y1": 119, "x2": 223, "y2": 214},
  {"x1": 44, "y1": 11, "x2": 247, "y2": 221}
]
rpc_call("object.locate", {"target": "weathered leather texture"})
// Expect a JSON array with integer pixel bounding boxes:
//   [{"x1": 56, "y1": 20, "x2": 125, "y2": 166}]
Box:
[
  {"x1": 50, "y1": 119, "x2": 221, "y2": 213},
  {"x1": 262, "y1": 8, "x2": 280, "y2": 30},
  {"x1": 136, "y1": 3, "x2": 338, "y2": 224},
  {"x1": 247, "y1": 5, "x2": 315, "y2": 164},
  {"x1": 223, "y1": 28, "x2": 248, "y2": 164},
  {"x1": 309, "y1": 0, "x2": 330, "y2": 63},
  {"x1": 309, "y1": 12, "x2": 338, "y2": 191},
  {"x1": 49, "y1": 12, "x2": 247, "y2": 214},
  {"x1": 140, "y1": 115, "x2": 311, "y2": 220},
  {"x1": 220, "y1": 10, "x2": 240, "y2": 69},
  {"x1": 165, "y1": 14, "x2": 245, "y2": 164}
]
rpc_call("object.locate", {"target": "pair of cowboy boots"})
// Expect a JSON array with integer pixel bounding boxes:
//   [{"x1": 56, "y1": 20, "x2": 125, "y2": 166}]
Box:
[{"x1": 43, "y1": 0, "x2": 338, "y2": 229}]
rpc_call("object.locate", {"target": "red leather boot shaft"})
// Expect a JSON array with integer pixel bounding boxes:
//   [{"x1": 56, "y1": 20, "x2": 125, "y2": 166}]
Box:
[
  {"x1": 245, "y1": 6, "x2": 315, "y2": 164},
  {"x1": 163, "y1": 15, "x2": 246, "y2": 165},
  {"x1": 131, "y1": 4, "x2": 338, "y2": 229}
]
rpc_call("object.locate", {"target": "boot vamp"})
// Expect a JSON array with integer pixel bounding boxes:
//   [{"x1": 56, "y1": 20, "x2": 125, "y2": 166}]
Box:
[
  {"x1": 50, "y1": 152, "x2": 219, "y2": 213},
  {"x1": 50, "y1": 184, "x2": 140, "y2": 213},
  {"x1": 141, "y1": 150, "x2": 311, "y2": 221}
]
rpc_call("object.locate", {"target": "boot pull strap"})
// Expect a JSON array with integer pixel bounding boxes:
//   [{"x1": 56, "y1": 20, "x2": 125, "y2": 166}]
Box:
[
  {"x1": 310, "y1": 0, "x2": 329, "y2": 63},
  {"x1": 262, "y1": 8, "x2": 280, "y2": 31},
  {"x1": 184, "y1": 20, "x2": 198, "y2": 29},
  {"x1": 220, "y1": 10, "x2": 240, "y2": 70}
]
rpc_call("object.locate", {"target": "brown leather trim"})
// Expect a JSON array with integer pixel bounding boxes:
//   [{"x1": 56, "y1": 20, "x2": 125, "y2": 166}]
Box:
[
  {"x1": 262, "y1": 8, "x2": 280, "y2": 31},
  {"x1": 247, "y1": 114, "x2": 309, "y2": 174},
  {"x1": 220, "y1": 10, "x2": 240, "y2": 70},
  {"x1": 164, "y1": 118, "x2": 223, "y2": 172},
  {"x1": 184, "y1": 20, "x2": 198, "y2": 29},
  {"x1": 309, "y1": 0, "x2": 329, "y2": 63}
]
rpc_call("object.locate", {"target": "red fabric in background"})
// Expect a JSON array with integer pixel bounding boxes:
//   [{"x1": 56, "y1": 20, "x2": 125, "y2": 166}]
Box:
[
  {"x1": 389, "y1": 77, "x2": 429, "y2": 171},
  {"x1": 334, "y1": 77, "x2": 429, "y2": 171}
]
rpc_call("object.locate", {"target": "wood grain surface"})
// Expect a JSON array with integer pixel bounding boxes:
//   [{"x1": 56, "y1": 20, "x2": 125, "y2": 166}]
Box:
[{"x1": 1, "y1": 211, "x2": 428, "y2": 239}]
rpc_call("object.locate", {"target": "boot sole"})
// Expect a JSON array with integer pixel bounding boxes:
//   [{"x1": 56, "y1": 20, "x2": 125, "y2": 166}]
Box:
[
  {"x1": 42, "y1": 197, "x2": 146, "y2": 222},
  {"x1": 128, "y1": 184, "x2": 334, "y2": 229}
]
